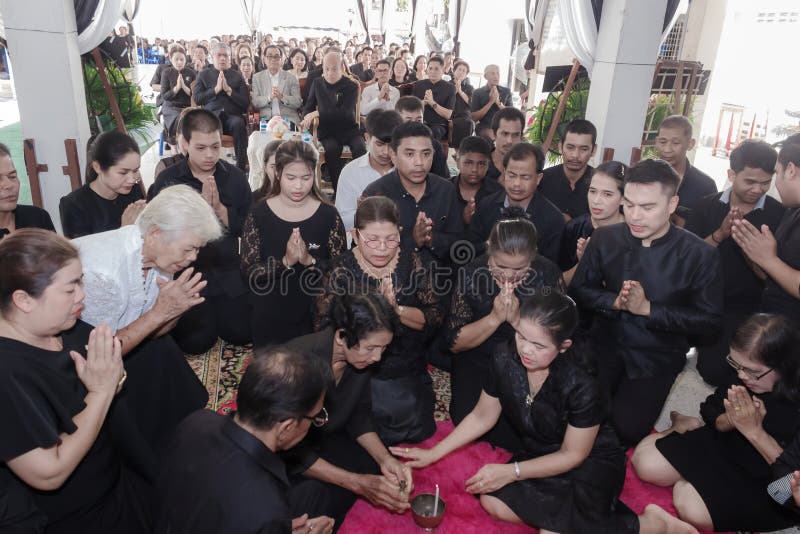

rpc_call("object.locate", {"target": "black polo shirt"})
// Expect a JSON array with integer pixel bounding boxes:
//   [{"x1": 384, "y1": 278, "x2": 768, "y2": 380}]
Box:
[
  {"x1": 486, "y1": 155, "x2": 502, "y2": 181},
  {"x1": 449, "y1": 173, "x2": 503, "y2": 212},
  {"x1": 361, "y1": 169, "x2": 464, "y2": 262},
  {"x1": 676, "y1": 159, "x2": 717, "y2": 220},
  {"x1": 154, "y1": 410, "x2": 292, "y2": 534},
  {"x1": 538, "y1": 163, "x2": 593, "y2": 218},
  {"x1": 760, "y1": 207, "x2": 800, "y2": 323},
  {"x1": 464, "y1": 190, "x2": 565, "y2": 264},
  {"x1": 412, "y1": 79, "x2": 456, "y2": 131},
  {"x1": 470, "y1": 85, "x2": 513, "y2": 133},
  {"x1": 685, "y1": 191, "x2": 785, "y2": 315}
]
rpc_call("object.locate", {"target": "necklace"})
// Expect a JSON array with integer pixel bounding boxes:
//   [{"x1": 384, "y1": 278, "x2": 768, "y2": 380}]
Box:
[
  {"x1": 140, "y1": 267, "x2": 156, "y2": 316},
  {"x1": 524, "y1": 373, "x2": 547, "y2": 407}
]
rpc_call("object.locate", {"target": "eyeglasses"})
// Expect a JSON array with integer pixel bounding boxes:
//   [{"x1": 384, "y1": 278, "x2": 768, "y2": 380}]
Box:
[
  {"x1": 357, "y1": 230, "x2": 401, "y2": 249},
  {"x1": 301, "y1": 406, "x2": 328, "y2": 427},
  {"x1": 725, "y1": 354, "x2": 774, "y2": 381}
]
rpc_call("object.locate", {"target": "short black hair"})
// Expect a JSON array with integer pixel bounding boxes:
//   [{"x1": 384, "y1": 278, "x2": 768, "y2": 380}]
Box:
[
  {"x1": 491, "y1": 107, "x2": 525, "y2": 133},
  {"x1": 428, "y1": 56, "x2": 445, "y2": 67},
  {"x1": 458, "y1": 135, "x2": 492, "y2": 158},
  {"x1": 375, "y1": 59, "x2": 391, "y2": 70},
  {"x1": 658, "y1": 115, "x2": 693, "y2": 138},
  {"x1": 240, "y1": 347, "x2": 332, "y2": 431},
  {"x1": 0, "y1": 142, "x2": 10, "y2": 158},
  {"x1": 593, "y1": 160, "x2": 628, "y2": 194},
  {"x1": 625, "y1": 159, "x2": 680, "y2": 196},
  {"x1": 180, "y1": 108, "x2": 222, "y2": 142},
  {"x1": 562, "y1": 119, "x2": 597, "y2": 147},
  {"x1": 395, "y1": 95, "x2": 424, "y2": 114},
  {"x1": 365, "y1": 109, "x2": 402, "y2": 142},
  {"x1": 729, "y1": 140, "x2": 777, "y2": 175},
  {"x1": 503, "y1": 142, "x2": 545, "y2": 173},
  {"x1": 390, "y1": 121, "x2": 433, "y2": 151},
  {"x1": 777, "y1": 134, "x2": 800, "y2": 168},
  {"x1": 324, "y1": 293, "x2": 400, "y2": 348}
]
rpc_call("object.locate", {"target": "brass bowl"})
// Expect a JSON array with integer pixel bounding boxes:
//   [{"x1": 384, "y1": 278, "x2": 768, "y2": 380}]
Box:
[{"x1": 411, "y1": 493, "x2": 445, "y2": 530}]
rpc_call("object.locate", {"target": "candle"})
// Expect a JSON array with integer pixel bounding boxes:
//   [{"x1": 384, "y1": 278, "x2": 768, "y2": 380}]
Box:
[{"x1": 433, "y1": 484, "x2": 440, "y2": 516}]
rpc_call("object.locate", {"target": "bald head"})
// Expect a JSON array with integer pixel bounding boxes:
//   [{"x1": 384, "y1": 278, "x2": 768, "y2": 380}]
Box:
[
  {"x1": 322, "y1": 50, "x2": 344, "y2": 84},
  {"x1": 484, "y1": 64, "x2": 500, "y2": 86}
]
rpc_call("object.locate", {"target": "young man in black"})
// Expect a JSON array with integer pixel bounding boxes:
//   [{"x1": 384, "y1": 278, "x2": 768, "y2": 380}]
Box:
[
  {"x1": 686, "y1": 140, "x2": 784, "y2": 386},
  {"x1": 395, "y1": 96, "x2": 450, "y2": 179},
  {"x1": 412, "y1": 56, "x2": 456, "y2": 141},
  {"x1": 486, "y1": 107, "x2": 525, "y2": 182},
  {"x1": 465, "y1": 142, "x2": 564, "y2": 264},
  {"x1": 301, "y1": 49, "x2": 366, "y2": 192},
  {"x1": 361, "y1": 121, "x2": 463, "y2": 263},
  {"x1": 148, "y1": 108, "x2": 253, "y2": 354},
  {"x1": 655, "y1": 114, "x2": 717, "y2": 226},
  {"x1": 349, "y1": 46, "x2": 374, "y2": 83},
  {"x1": 571, "y1": 159, "x2": 723, "y2": 446},
  {"x1": 538, "y1": 119, "x2": 597, "y2": 220},
  {"x1": 451, "y1": 136, "x2": 502, "y2": 225}
]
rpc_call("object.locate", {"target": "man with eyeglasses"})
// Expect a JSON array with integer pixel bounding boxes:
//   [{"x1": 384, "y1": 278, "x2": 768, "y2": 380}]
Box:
[
  {"x1": 360, "y1": 59, "x2": 400, "y2": 119},
  {"x1": 464, "y1": 142, "x2": 564, "y2": 264},
  {"x1": 154, "y1": 347, "x2": 335, "y2": 534},
  {"x1": 252, "y1": 45, "x2": 302, "y2": 126}
]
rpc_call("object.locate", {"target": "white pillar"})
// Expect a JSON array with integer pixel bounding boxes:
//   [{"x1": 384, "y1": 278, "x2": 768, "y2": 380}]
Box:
[
  {"x1": 585, "y1": 0, "x2": 668, "y2": 165},
  {"x1": 1, "y1": 0, "x2": 92, "y2": 231}
]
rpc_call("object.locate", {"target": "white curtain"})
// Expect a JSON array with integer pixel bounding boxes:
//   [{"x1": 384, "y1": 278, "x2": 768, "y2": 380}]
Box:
[
  {"x1": 448, "y1": 0, "x2": 468, "y2": 44},
  {"x1": 77, "y1": 0, "x2": 127, "y2": 54},
  {"x1": 557, "y1": 0, "x2": 597, "y2": 76},
  {"x1": 524, "y1": 0, "x2": 549, "y2": 44},
  {"x1": 239, "y1": 0, "x2": 264, "y2": 34}
]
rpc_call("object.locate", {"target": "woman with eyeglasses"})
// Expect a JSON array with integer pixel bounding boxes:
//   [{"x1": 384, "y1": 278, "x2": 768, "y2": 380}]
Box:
[
  {"x1": 281, "y1": 292, "x2": 413, "y2": 529},
  {"x1": 316, "y1": 196, "x2": 445, "y2": 445},
  {"x1": 242, "y1": 141, "x2": 346, "y2": 349},
  {"x1": 443, "y1": 210, "x2": 564, "y2": 451},
  {"x1": 631, "y1": 313, "x2": 800, "y2": 532}
]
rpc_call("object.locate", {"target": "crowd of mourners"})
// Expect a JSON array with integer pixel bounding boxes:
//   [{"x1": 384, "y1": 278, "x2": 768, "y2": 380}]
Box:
[{"x1": 1, "y1": 28, "x2": 800, "y2": 534}]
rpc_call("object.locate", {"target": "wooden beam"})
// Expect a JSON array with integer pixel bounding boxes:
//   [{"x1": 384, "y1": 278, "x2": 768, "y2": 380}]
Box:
[
  {"x1": 543, "y1": 58, "x2": 580, "y2": 154},
  {"x1": 91, "y1": 47, "x2": 127, "y2": 133},
  {"x1": 62, "y1": 139, "x2": 82, "y2": 191},
  {"x1": 23, "y1": 139, "x2": 47, "y2": 208},
  {"x1": 602, "y1": 147, "x2": 615, "y2": 163},
  {"x1": 630, "y1": 147, "x2": 642, "y2": 166}
]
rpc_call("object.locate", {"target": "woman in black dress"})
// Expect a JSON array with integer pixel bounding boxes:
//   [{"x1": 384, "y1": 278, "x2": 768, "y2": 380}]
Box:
[
  {"x1": 558, "y1": 160, "x2": 626, "y2": 285},
  {"x1": 0, "y1": 229, "x2": 149, "y2": 533},
  {"x1": 242, "y1": 140, "x2": 346, "y2": 348},
  {"x1": 444, "y1": 212, "x2": 564, "y2": 451},
  {"x1": 389, "y1": 57, "x2": 410, "y2": 87},
  {"x1": 396, "y1": 292, "x2": 695, "y2": 533},
  {"x1": 450, "y1": 60, "x2": 474, "y2": 150},
  {"x1": 59, "y1": 131, "x2": 145, "y2": 238},
  {"x1": 282, "y1": 293, "x2": 413, "y2": 529},
  {"x1": 0, "y1": 143, "x2": 54, "y2": 241},
  {"x1": 159, "y1": 48, "x2": 196, "y2": 139},
  {"x1": 316, "y1": 197, "x2": 444, "y2": 445},
  {"x1": 631, "y1": 313, "x2": 800, "y2": 532}
]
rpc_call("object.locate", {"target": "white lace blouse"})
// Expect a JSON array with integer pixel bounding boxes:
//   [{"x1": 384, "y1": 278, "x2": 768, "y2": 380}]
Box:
[{"x1": 72, "y1": 225, "x2": 170, "y2": 332}]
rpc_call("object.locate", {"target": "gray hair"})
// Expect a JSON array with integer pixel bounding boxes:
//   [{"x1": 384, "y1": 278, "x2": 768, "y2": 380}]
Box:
[
  {"x1": 211, "y1": 41, "x2": 231, "y2": 55},
  {"x1": 137, "y1": 185, "x2": 223, "y2": 244}
]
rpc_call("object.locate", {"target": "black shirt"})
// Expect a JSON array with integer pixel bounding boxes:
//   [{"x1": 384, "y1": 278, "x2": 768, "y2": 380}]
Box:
[
  {"x1": 154, "y1": 410, "x2": 292, "y2": 534},
  {"x1": 451, "y1": 80, "x2": 474, "y2": 120},
  {"x1": 676, "y1": 160, "x2": 717, "y2": 220},
  {"x1": 464, "y1": 191, "x2": 565, "y2": 264},
  {"x1": 349, "y1": 63, "x2": 374, "y2": 83},
  {"x1": 449, "y1": 173, "x2": 503, "y2": 219},
  {"x1": 303, "y1": 76, "x2": 360, "y2": 139},
  {"x1": 538, "y1": 163, "x2": 593, "y2": 219},
  {"x1": 470, "y1": 85, "x2": 513, "y2": 133},
  {"x1": 685, "y1": 192, "x2": 785, "y2": 315},
  {"x1": 570, "y1": 224, "x2": 724, "y2": 378},
  {"x1": 412, "y1": 79, "x2": 456, "y2": 131},
  {"x1": 0, "y1": 205, "x2": 55, "y2": 241},
  {"x1": 193, "y1": 67, "x2": 250, "y2": 116},
  {"x1": 362, "y1": 170, "x2": 464, "y2": 262},
  {"x1": 430, "y1": 138, "x2": 450, "y2": 179},
  {"x1": 558, "y1": 213, "x2": 595, "y2": 271},
  {"x1": 59, "y1": 183, "x2": 145, "y2": 238},
  {"x1": 148, "y1": 159, "x2": 252, "y2": 297},
  {"x1": 486, "y1": 152, "x2": 502, "y2": 181},
  {"x1": 160, "y1": 67, "x2": 197, "y2": 109},
  {"x1": 760, "y1": 208, "x2": 800, "y2": 323}
]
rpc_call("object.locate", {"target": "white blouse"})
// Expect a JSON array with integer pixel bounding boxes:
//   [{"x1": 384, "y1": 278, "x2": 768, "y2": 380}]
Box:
[{"x1": 73, "y1": 225, "x2": 170, "y2": 333}]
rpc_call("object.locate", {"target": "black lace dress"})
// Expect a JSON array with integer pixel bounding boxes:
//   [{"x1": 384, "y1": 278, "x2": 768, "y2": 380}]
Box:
[
  {"x1": 242, "y1": 201, "x2": 346, "y2": 348},
  {"x1": 316, "y1": 248, "x2": 444, "y2": 445},
  {"x1": 485, "y1": 347, "x2": 639, "y2": 533},
  {"x1": 443, "y1": 253, "x2": 564, "y2": 451}
]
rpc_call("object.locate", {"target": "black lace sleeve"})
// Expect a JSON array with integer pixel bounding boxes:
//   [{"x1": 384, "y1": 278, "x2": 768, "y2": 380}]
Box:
[
  {"x1": 442, "y1": 281, "x2": 474, "y2": 350},
  {"x1": 328, "y1": 211, "x2": 347, "y2": 257},
  {"x1": 406, "y1": 252, "x2": 446, "y2": 341},
  {"x1": 241, "y1": 210, "x2": 289, "y2": 291}
]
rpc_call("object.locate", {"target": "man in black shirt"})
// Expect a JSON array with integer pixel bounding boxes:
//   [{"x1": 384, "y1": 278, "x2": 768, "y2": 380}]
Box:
[
  {"x1": 464, "y1": 142, "x2": 564, "y2": 264},
  {"x1": 686, "y1": 140, "x2": 784, "y2": 386},
  {"x1": 733, "y1": 134, "x2": 800, "y2": 325},
  {"x1": 412, "y1": 56, "x2": 456, "y2": 141},
  {"x1": 470, "y1": 64, "x2": 513, "y2": 138},
  {"x1": 451, "y1": 136, "x2": 502, "y2": 225},
  {"x1": 148, "y1": 109, "x2": 252, "y2": 354},
  {"x1": 349, "y1": 47, "x2": 374, "y2": 82},
  {"x1": 302, "y1": 49, "x2": 366, "y2": 192},
  {"x1": 655, "y1": 114, "x2": 717, "y2": 225},
  {"x1": 362, "y1": 121, "x2": 463, "y2": 263},
  {"x1": 538, "y1": 119, "x2": 596, "y2": 220},
  {"x1": 571, "y1": 159, "x2": 723, "y2": 445},
  {"x1": 193, "y1": 42, "x2": 250, "y2": 170},
  {"x1": 155, "y1": 347, "x2": 334, "y2": 534},
  {"x1": 486, "y1": 107, "x2": 525, "y2": 182},
  {"x1": 395, "y1": 96, "x2": 450, "y2": 179}
]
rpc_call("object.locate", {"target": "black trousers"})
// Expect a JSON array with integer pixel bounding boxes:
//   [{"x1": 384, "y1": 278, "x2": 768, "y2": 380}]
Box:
[
  {"x1": 320, "y1": 131, "x2": 366, "y2": 192},
  {"x1": 171, "y1": 293, "x2": 252, "y2": 355},
  {"x1": 219, "y1": 111, "x2": 248, "y2": 170}
]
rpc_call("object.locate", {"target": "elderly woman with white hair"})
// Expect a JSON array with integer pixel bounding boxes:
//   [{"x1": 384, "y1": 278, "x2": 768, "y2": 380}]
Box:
[{"x1": 72, "y1": 184, "x2": 222, "y2": 481}]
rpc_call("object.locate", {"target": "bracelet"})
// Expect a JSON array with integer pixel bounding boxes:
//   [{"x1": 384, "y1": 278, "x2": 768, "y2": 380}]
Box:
[
  {"x1": 710, "y1": 232, "x2": 721, "y2": 244},
  {"x1": 514, "y1": 461, "x2": 521, "y2": 479},
  {"x1": 397, "y1": 305, "x2": 404, "y2": 317}
]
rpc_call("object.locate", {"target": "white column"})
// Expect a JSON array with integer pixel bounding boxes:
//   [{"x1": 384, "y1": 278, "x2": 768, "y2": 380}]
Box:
[
  {"x1": 585, "y1": 0, "x2": 668, "y2": 164},
  {"x1": 1, "y1": 0, "x2": 92, "y2": 231}
]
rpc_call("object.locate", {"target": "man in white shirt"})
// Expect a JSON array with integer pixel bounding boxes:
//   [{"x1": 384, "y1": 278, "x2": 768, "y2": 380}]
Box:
[
  {"x1": 335, "y1": 109, "x2": 402, "y2": 243},
  {"x1": 360, "y1": 59, "x2": 400, "y2": 120}
]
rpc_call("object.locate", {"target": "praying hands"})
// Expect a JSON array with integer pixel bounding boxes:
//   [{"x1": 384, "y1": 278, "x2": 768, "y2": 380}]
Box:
[{"x1": 613, "y1": 280, "x2": 651, "y2": 316}]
